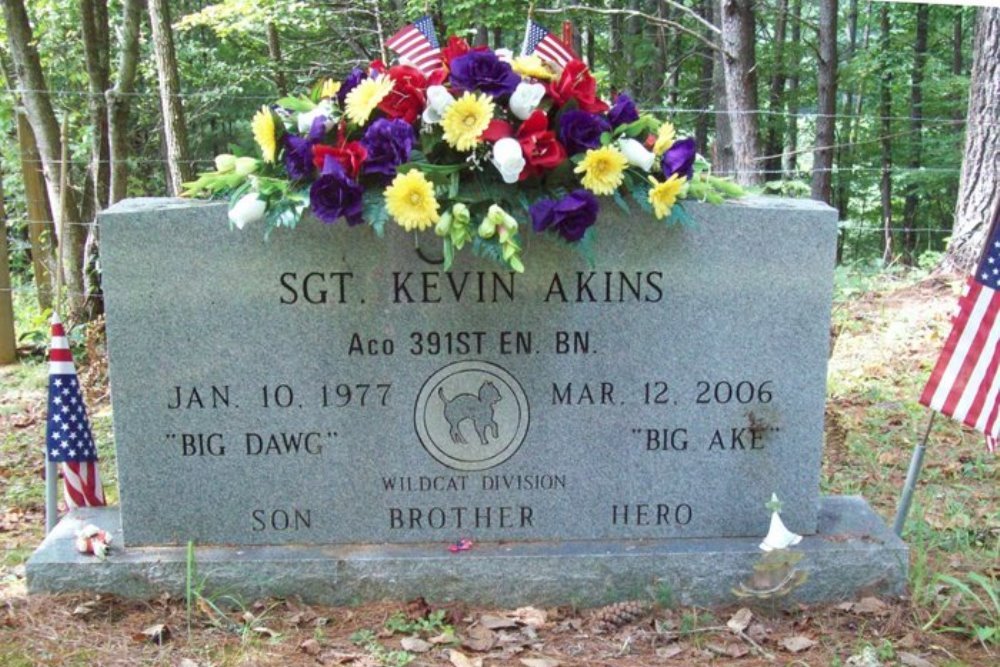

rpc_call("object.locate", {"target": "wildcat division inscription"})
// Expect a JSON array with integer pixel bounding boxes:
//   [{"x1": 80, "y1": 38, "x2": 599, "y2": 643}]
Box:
[
  {"x1": 94, "y1": 196, "x2": 839, "y2": 547},
  {"x1": 415, "y1": 361, "x2": 530, "y2": 471}
]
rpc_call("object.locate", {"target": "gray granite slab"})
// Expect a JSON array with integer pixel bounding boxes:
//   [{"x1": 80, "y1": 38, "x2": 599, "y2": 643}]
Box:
[
  {"x1": 27, "y1": 497, "x2": 907, "y2": 607},
  {"x1": 99, "y1": 196, "x2": 837, "y2": 546}
]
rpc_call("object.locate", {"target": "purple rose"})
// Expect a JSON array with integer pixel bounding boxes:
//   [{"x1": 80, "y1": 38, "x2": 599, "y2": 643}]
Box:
[
  {"x1": 661, "y1": 137, "x2": 697, "y2": 180},
  {"x1": 608, "y1": 93, "x2": 639, "y2": 128},
  {"x1": 449, "y1": 50, "x2": 521, "y2": 98},
  {"x1": 310, "y1": 156, "x2": 364, "y2": 226},
  {"x1": 360, "y1": 118, "x2": 415, "y2": 177},
  {"x1": 530, "y1": 189, "x2": 599, "y2": 242},
  {"x1": 558, "y1": 110, "x2": 611, "y2": 156},
  {"x1": 283, "y1": 116, "x2": 328, "y2": 181},
  {"x1": 337, "y1": 68, "x2": 366, "y2": 107}
]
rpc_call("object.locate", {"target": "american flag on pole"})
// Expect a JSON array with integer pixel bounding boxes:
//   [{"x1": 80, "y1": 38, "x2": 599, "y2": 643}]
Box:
[
  {"x1": 386, "y1": 15, "x2": 441, "y2": 76},
  {"x1": 521, "y1": 19, "x2": 577, "y2": 68},
  {"x1": 920, "y1": 217, "x2": 1000, "y2": 453},
  {"x1": 46, "y1": 314, "x2": 106, "y2": 507}
]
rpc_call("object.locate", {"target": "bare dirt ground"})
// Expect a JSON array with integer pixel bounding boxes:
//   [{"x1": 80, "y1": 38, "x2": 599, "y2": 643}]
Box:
[{"x1": 1, "y1": 271, "x2": 997, "y2": 666}]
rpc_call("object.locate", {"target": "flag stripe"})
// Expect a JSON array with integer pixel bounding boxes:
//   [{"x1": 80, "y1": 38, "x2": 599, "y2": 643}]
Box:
[
  {"x1": 946, "y1": 287, "x2": 1000, "y2": 418},
  {"x1": 386, "y1": 16, "x2": 441, "y2": 75}
]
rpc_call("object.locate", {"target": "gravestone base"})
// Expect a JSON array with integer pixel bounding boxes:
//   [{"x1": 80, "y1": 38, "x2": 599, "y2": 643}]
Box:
[{"x1": 28, "y1": 496, "x2": 906, "y2": 606}]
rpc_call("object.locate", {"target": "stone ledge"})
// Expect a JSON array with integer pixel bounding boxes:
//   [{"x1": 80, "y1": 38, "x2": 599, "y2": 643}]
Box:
[{"x1": 27, "y1": 496, "x2": 906, "y2": 607}]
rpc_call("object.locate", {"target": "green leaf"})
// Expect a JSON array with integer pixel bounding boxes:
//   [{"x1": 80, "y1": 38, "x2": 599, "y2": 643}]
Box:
[
  {"x1": 442, "y1": 238, "x2": 455, "y2": 271},
  {"x1": 362, "y1": 188, "x2": 389, "y2": 237},
  {"x1": 276, "y1": 96, "x2": 316, "y2": 112},
  {"x1": 665, "y1": 202, "x2": 696, "y2": 228},
  {"x1": 612, "y1": 191, "x2": 630, "y2": 215},
  {"x1": 576, "y1": 227, "x2": 597, "y2": 268}
]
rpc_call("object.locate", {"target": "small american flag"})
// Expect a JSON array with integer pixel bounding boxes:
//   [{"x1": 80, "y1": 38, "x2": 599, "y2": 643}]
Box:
[
  {"x1": 386, "y1": 15, "x2": 441, "y2": 75},
  {"x1": 521, "y1": 19, "x2": 577, "y2": 68},
  {"x1": 46, "y1": 314, "x2": 106, "y2": 507},
  {"x1": 920, "y1": 215, "x2": 1000, "y2": 453}
]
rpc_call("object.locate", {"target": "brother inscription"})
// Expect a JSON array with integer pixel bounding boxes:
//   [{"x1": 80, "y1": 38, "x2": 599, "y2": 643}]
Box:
[{"x1": 100, "y1": 197, "x2": 837, "y2": 546}]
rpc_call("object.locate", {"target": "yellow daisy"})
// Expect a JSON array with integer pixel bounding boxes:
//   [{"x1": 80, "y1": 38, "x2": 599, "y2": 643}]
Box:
[
  {"x1": 345, "y1": 75, "x2": 394, "y2": 125},
  {"x1": 512, "y1": 55, "x2": 555, "y2": 81},
  {"x1": 385, "y1": 170, "x2": 440, "y2": 231},
  {"x1": 574, "y1": 146, "x2": 628, "y2": 196},
  {"x1": 648, "y1": 174, "x2": 685, "y2": 219},
  {"x1": 441, "y1": 92, "x2": 495, "y2": 152},
  {"x1": 320, "y1": 78, "x2": 341, "y2": 99},
  {"x1": 251, "y1": 105, "x2": 279, "y2": 163},
  {"x1": 653, "y1": 121, "x2": 676, "y2": 156}
]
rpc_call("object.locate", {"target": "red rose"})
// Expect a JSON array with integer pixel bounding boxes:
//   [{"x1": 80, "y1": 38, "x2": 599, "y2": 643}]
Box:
[
  {"x1": 312, "y1": 141, "x2": 368, "y2": 179},
  {"x1": 516, "y1": 110, "x2": 567, "y2": 179},
  {"x1": 440, "y1": 35, "x2": 471, "y2": 67},
  {"x1": 547, "y1": 60, "x2": 609, "y2": 114},
  {"x1": 481, "y1": 119, "x2": 514, "y2": 143},
  {"x1": 377, "y1": 65, "x2": 427, "y2": 124}
]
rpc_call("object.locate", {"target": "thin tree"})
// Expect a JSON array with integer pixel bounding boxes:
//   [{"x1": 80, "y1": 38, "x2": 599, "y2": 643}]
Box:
[
  {"x1": 148, "y1": 0, "x2": 194, "y2": 194},
  {"x1": 80, "y1": 0, "x2": 111, "y2": 212},
  {"x1": 762, "y1": 0, "x2": 788, "y2": 179},
  {"x1": 902, "y1": 2, "x2": 929, "y2": 262},
  {"x1": 720, "y1": 0, "x2": 763, "y2": 186},
  {"x1": 942, "y1": 8, "x2": 1000, "y2": 273},
  {"x1": 879, "y1": 4, "x2": 893, "y2": 262},
  {"x1": 783, "y1": 0, "x2": 802, "y2": 175},
  {"x1": 108, "y1": 0, "x2": 142, "y2": 205},
  {"x1": 811, "y1": 0, "x2": 837, "y2": 204}
]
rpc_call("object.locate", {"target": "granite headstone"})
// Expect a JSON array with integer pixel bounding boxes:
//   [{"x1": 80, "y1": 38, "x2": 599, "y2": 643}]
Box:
[{"x1": 97, "y1": 196, "x2": 836, "y2": 547}]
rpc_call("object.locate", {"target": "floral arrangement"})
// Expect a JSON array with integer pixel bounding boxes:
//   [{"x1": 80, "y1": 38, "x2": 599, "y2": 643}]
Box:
[{"x1": 183, "y1": 29, "x2": 742, "y2": 273}]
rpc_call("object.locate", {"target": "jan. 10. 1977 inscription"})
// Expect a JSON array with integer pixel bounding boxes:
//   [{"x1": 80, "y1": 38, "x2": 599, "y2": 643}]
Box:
[{"x1": 101, "y1": 198, "x2": 836, "y2": 546}]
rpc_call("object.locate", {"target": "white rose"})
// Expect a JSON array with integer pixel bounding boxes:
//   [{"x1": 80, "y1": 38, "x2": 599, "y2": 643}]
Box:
[
  {"x1": 494, "y1": 48, "x2": 514, "y2": 63},
  {"x1": 214, "y1": 153, "x2": 237, "y2": 173},
  {"x1": 422, "y1": 85, "x2": 456, "y2": 124},
  {"x1": 297, "y1": 101, "x2": 335, "y2": 134},
  {"x1": 509, "y1": 82, "x2": 547, "y2": 121},
  {"x1": 618, "y1": 138, "x2": 656, "y2": 172},
  {"x1": 491, "y1": 138, "x2": 526, "y2": 184},
  {"x1": 228, "y1": 193, "x2": 266, "y2": 230}
]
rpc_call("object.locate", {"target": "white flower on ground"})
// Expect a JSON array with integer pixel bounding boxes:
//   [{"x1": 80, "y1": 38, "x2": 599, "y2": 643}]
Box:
[
  {"x1": 228, "y1": 193, "x2": 266, "y2": 230},
  {"x1": 759, "y1": 493, "x2": 803, "y2": 551},
  {"x1": 509, "y1": 82, "x2": 547, "y2": 121},
  {"x1": 422, "y1": 85, "x2": 456, "y2": 124},
  {"x1": 491, "y1": 138, "x2": 526, "y2": 184},
  {"x1": 618, "y1": 138, "x2": 656, "y2": 172}
]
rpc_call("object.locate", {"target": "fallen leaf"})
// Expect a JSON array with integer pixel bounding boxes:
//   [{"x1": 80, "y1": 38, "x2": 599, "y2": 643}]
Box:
[
  {"x1": 835, "y1": 601, "x2": 855, "y2": 612},
  {"x1": 899, "y1": 652, "x2": 936, "y2": 667},
  {"x1": 400, "y1": 636, "x2": 432, "y2": 653},
  {"x1": 429, "y1": 630, "x2": 456, "y2": 644},
  {"x1": 133, "y1": 623, "x2": 171, "y2": 645},
  {"x1": 179, "y1": 660, "x2": 200, "y2": 667},
  {"x1": 520, "y1": 658, "x2": 560, "y2": 667},
  {"x1": 252, "y1": 626, "x2": 279, "y2": 638},
  {"x1": 449, "y1": 649, "x2": 479, "y2": 667},
  {"x1": 480, "y1": 614, "x2": 519, "y2": 630},
  {"x1": 299, "y1": 638, "x2": 321, "y2": 656},
  {"x1": 462, "y1": 625, "x2": 496, "y2": 652},
  {"x1": 512, "y1": 606, "x2": 548, "y2": 628},
  {"x1": 72, "y1": 601, "x2": 97, "y2": 617},
  {"x1": 853, "y1": 597, "x2": 888, "y2": 615},
  {"x1": 780, "y1": 635, "x2": 816, "y2": 653},
  {"x1": 726, "y1": 607, "x2": 753, "y2": 634},
  {"x1": 656, "y1": 645, "x2": 684, "y2": 659}
]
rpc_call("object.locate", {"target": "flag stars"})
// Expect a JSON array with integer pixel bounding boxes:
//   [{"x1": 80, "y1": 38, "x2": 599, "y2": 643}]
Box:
[
  {"x1": 53, "y1": 397, "x2": 62, "y2": 405},
  {"x1": 60, "y1": 422, "x2": 69, "y2": 431},
  {"x1": 54, "y1": 379, "x2": 63, "y2": 387}
]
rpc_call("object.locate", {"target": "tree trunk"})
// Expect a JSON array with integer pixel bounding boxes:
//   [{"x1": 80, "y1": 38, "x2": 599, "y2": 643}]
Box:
[
  {"x1": 835, "y1": 0, "x2": 860, "y2": 222},
  {"x1": 608, "y1": 12, "x2": 625, "y2": 89},
  {"x1": 108, "y1": 0, "x2": 142, "y2": 205},
  {"x1": 3, "y1": 0, "x2": 86, "y2": 316},
  {"x1": 712, "y1": 37, "x2": 735, "y2": 177},
  {"x1": 694, "y1": 0, "x2": 714, "y2": 152},
  {"x1": 0, "y1": 165, "x2": 15, "y2": 364},
  {"x1": 80, "y1": 0, "x2": 111, "y2": 212},
  {"x1": 783, "y1": 0, "x2": 802, "y2": 175},
  {"x1": 942, "y1": 8, "x2": 1000, "y2": 273},
  {"x1": 901, "y1": 3, "x2": 929, "y2": 263},
  {"x1": 473, "y1": 25, "x2": 488, "y2": 47},
  {"x1": 586, "y1": 22, "x2": 596, "y2": 69},
  {"x1": 762, "y1": 0, "x2": 787, "y2": 179},
  {"x1": 266, "y1": 22, "x2": 287, "y2": 96},
  {"x1": 720, "y1": 0, "x2": 763, "y2": 186},
  {"x1": 811, "y1": 0, "x2": 838, "y2": 204},
  {"x1": 16, "y1": 110, "x2": 55, "y2": 311},
  {"x1": 953, "y1": 11, "x2": 963, "y2": 76},
  {"x1": 148, "y1": 0, "x2": 194, "y2": 194},
  {"x1": 879, "y1": 5, "x2": 893, "y2": 262}
]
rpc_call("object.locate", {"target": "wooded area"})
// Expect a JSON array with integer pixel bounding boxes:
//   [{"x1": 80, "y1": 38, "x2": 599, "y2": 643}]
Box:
[{"x1": 1, "y1": 0, "x2": 998, "y2": 324}]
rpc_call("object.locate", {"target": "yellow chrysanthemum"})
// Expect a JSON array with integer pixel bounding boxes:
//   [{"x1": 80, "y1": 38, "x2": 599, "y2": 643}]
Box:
[
  {"x1": 653, "y1": 121, "x2": 676, "y2": 156},
  {"x1": 251, "y1": 105, "x2": 278, "y2": 163},
  {"x1": 648, "y1": 174, "x2": 685, "y2": 219},
  {"x1": 320, "y1": 78, "x2": 341, "y2": 99},
  {"x1": 385, "y1": 170, "x2": 440, "y2": 231},
  {"x1": 345, "y1": 75, "x2": 394, "y2": 125},
  {"x1": 512, "y1": 55, "x2": 555, "y2": 81},
  {"x1": 441, "y1": 92, "x2": 495, "y2": 152},
  {"x1": 574, "y1": 146, "x2": 628, "y2": 196}
]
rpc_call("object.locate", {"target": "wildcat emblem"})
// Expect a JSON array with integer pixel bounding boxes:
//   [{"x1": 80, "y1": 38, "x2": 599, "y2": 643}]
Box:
[{"x1": 415, "y1": 361, "x2": 529, "y2": 471}]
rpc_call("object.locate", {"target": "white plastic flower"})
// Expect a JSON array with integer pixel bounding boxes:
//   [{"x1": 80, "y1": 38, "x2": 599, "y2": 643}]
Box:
[
  {"x1": 491, "y1": 138, "x2": 526, "y2": 184},
  {"x1": 228, "y1": 193, "x2": 266, "y2": 230},
  {"x1": 214, "y1": 153, "x2": 237, "y2": 173},
  {"x1": 618, "y1": 138, "x2": 656, "y2": 172},
  {"x1": 494, "y1": 48, "x2": 514, "y2": 63},
  {"x1": 509, "y1": 82, "x2": 547, "y2": 121},
  {"x1": 233, "y1": 157, "x2": 258, "y2": 177},
  {"x1": 297, "y1": 101, "x2": 335, "y2": 134},
  {"x1": 422, "y1": 85, "x2": 456, "y2": 124},
  {"x1": 759, "y1": 493, "x2": 803, "y2": 552}
]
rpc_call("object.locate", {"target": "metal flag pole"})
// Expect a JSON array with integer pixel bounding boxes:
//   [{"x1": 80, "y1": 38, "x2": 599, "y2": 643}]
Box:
[
  {"x1": 893, "y1": 412, "x2": 935, "y2": 536},
  {"x1": 45, "y1": 115, "x2": 70, "y2": 535}
]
